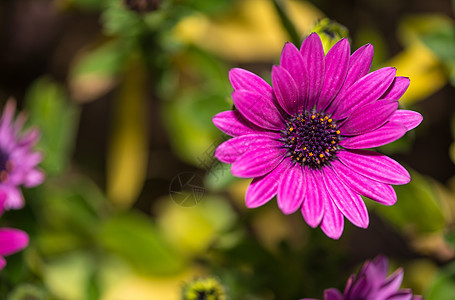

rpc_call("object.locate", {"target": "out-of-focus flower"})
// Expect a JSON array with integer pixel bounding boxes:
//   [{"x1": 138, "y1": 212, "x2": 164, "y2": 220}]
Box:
[
  {"x1": 0, "y1": 227, "x2": 28, "y2": 270},
  {"x1": 302, "y1": 256, "x2": 423, "y2": 300},
  {"x1": 213, "y1": 33, "x2": 422, "y2": 239},
  {"x1": 0, "y1": 100, "x2": 44, "y2": 213},
  {"x1": 182, "y1": 277, "x2": 227, "y2": 300}
]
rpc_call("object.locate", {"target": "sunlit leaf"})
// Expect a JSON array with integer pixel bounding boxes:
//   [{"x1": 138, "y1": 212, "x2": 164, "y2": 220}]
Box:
[
  {"x1": 100, "y1": 270, "x2": 198, "y2": 300},
  {"x1": 24, "y1": 77, "x2": 79, "y2": 176},
  {"x1": 383, "y1": 14, "x2": 453, "y2": 104},
  {"x1": 70, "y1": 40, "x2": 126, "y2": 102},
  {"x1": 106, "y1": 56, "x2": 148, "y2": 209},
  {"x1": 173, "y1": 0, "x2": 323, "y2": 61},
  {"x1": 43, "y1": 251, "x2": 95, "y2": 300},
  {"x1": 384, "y1": 42, "x2": 446, "y2": 105},
  {"x1": 156, "y1": 195, "x2": 237, "y2": 256}
]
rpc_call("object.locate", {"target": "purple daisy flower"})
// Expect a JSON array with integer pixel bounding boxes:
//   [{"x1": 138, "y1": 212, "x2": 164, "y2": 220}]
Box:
[
  {"x1": 0, "y1": 100, "x2": 44, "y2": 214},
  {"x1": 213, "y1": 33, "x2": 422, "y2": 239},
  {"x1": 0, "y1": 227, "x2": 29, "y2": 270},
  {"x1": 302, "y1": 256, "x2": 422, "y2": 300}
]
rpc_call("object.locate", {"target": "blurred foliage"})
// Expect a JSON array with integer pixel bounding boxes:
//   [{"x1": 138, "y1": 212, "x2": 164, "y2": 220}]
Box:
[
  {"x1": 375, "y1": 170, "x2": 445, "y2": 234},
  {"x1": 0, "y1": 0, "x2": 453, "y2": 299},
  {"x1": 106, "y1": 55, "x2": 149, "y2": 208},
  {"x1": 24, "y1": 77, "x2": 79, "y2": 176}
]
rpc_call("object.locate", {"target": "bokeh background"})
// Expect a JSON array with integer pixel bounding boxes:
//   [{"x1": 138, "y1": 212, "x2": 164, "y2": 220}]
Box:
[{"x1": 0, "y1": 0, "x2": 454, "y2": 299}]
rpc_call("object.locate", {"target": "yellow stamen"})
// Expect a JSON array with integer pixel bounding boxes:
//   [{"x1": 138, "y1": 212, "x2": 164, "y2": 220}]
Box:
[
  {"x1": 328, "y1": 119, "x2": 332, "y2": 123},
  {"x1": 319, "y1": 153, "x2": 324, "y2": 158},
  {"x1": 336, "y1": 130, "x2": 340, "y2": 134},
  {"x1": 309, "y1": 152, "x2": 313, "y2": 157}
]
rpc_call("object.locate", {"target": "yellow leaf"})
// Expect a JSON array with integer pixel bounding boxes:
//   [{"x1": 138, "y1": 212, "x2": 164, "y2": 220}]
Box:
[
  {"x1": 173, "y1": 0, "x2": 323, "y2": 61},
  {"x1": 107, "y1": 56, "x2": 148, "y2": 208},
  {"x1": 384, "y1": 42, "x2": 447, "y2": 106},
  {"x1": 101, "y1": 269, "x2": 200, "y2": 300}
]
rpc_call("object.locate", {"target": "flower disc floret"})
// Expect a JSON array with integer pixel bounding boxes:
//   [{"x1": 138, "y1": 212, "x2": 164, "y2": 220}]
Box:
[{"x1": 283, "y1": 111, "x2": 340, "y2": 169}]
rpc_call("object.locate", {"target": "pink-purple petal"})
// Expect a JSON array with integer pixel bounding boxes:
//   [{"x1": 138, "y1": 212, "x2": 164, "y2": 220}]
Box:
[
  {"x1": 272, "y1": 65, "x2": 300, "y2": 115},
  {"x1": 0, "y1": 228, "x2": 29, "y2": 256},
  {"x1": 333, "y1": 67, "x2": 397, "y2": 120},
  {"x1": 300, "y1": 33, "x2": 325, "y2": 109},
  {"x1": 277, "y1": 164, "x2": 306, "y2": 215},
  {"x1": 245, "y1": 160, "x2": 290, "y2": 208},
  {"x1": 340, "y1": 99, "x2": 398, "y2": 136},
  {"x1": 317, "y1": 38, "x2": 350, "y2": 111},
  {"x1": 340, "y1": 121, "x2": 407, "y2": 149},
  {"x1": 323, "y1": 167, "x2": 369, "y2": 228},
  {"x1": 328, "y1": 44, "x2": 374, "y2": 115},
  {"x1": 389, "y1": 110, "x2": 423, "y2": 131},
  {"x1": 372, "y1": 255, "x2": 390, "y2": 280},
  {"x1": 229, "y1": 68, "x2": 273, "y2": 99},
  {"x1": 232, "y1": 90, "x2": 284, "y2": 131},
  {"x1": 324, "y1": 288, "x2": 343, "y2": 300},
  {"x1": 320, "y1": 196, "x2": 344, "y2": 240},
  {"x1": 280, "y1": 42, "x2": 308, "y2": 107},
  {"x1": 0, "y1": 186, "x2": 24, "y2": 210},
  {"x1": 387, "y1": 291, "x2": 414, "y2": 300},
  {"x1": 0, "y1": 256, "x2": 5, "y2": 270},
  {"x1": 338, "y1": 149, "x2": 411, "y2": 185},
  {"x1": 331, "y1": 160, "x2": 397, "y2": 206},
  {"x1": 23, "y1": 169, "x2": 45, "y2": 188},
  {"x1": 212, "y1": 111, "x2": 269, "y2": 137},
  {"x1": 231, "y1": 147, "x2": 285, "y2": 178},
  {"x1": 380, "y1": 76, "x2": 410, "y2": 100},
  {"x1": 301, "y1": 169, "x2": 325, "y2": 228},
  {"x1": 380, "y1": 268, "x2": 405, "y2": 298},
  {"x1": 215, "y1": 134, "x2": 281, "y2": 164}
]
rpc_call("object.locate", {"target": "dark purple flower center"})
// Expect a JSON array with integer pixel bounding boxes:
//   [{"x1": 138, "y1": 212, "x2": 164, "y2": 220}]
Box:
[
  {"x1": 282, "y1": 111, "x2": 340, "y2": 169},
  {"x1": 0, "y1": 148, "x2": 12, "y2": 182}
]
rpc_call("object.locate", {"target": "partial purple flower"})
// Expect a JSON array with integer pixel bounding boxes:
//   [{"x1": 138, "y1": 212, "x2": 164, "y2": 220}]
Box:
[
  {"x1": 0, "y1": 100, "x2": 44, "y2": 214},
  {"x1": 0, "y1": 227, "x2": 29, "y2": 270},
  {"x1": 213, "y1": 33, "x2": 422, "y2": 239},
  {"x1": 302, "y1": 256, "x2": 423, "y2": 300}
]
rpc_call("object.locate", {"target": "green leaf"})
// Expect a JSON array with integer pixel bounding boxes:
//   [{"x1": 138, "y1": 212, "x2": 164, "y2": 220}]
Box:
[
  {"x1": 426, "y1": 262, "x2": 455, "y2": 300},
  {"x1": 7, "y1": 283, "x2": 48, "y2": 300},
  {"x1": 42, "y1": 252, "x2": 94, "y2": 300},
  {"x1": 375, "y1": 170, "x2": 445, "y2": 233},
  {"x1": 69, "y1": 40, "x2": 127, "y2": 102},
  {"x1": 24, "y1": 77, "x2": 79, "y2": 176},
  {"x1": 34, "y1": 174, "x2": 106, "y2": 255},
  {"x1": 98, "y1": 211, "x2": 185, "y2": 276},
  {"x1": 421, "y1": 25, "x2": 455, "y2": 62},
  {"x1": 161, "y1": 47, "x2": 230, "y2": 166}
]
